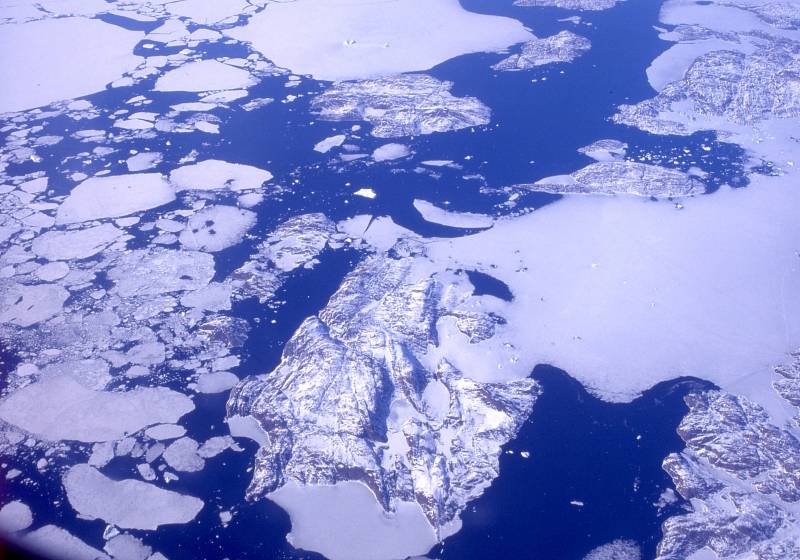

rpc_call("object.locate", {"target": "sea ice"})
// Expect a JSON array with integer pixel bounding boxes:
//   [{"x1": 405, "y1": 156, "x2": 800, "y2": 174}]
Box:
[
  {"x1": 0, "y1": 375, "x2": 194, "y2": 442},
  {"x1": 63, "y1": 464, "x2": 204, "y2": 530},
  {"x1": 154, "y1": 60, "x2": 256, "y2": 93},
  {"x1": 162, "y1": 437, "x2": 205, "y2": 472},
  {"x1": 179, "y1": 205, "x2": 257, "y2": 252},
  {"x1": 0, "y1": 500, "x2": 33, "y2": 532},
  {"x1": 107, "y1": 248, "x2": 215, "y2": 297},
  {"x1": 269, "y1": 480, "x2": 446, "y2": 560},
  {"x1": 227, "y1": 0, "x2": 532, "y2": 81},
  {"x1": 0, "y1": 17, "x2": 143, "y2": 113},
  {"x1": 56, "y1": 173, "x2": 175, "y2": 224},
  {"x1": 23, "y1": 525, "x2": 109, "y2": 560},
  {"x1": 196, "y1": 371, "x2": 239, "y2": 394},
  {"x1": 126, "y1": 152, "x2": 163, "y2": 172},
  {"x1": 313, "y1": 134, "x2": 347, "y2": 153},
  {"x1": 145, "y1": 424, "x2": 187, "y2": 441},
  {"x1": 31, "y1": 224, "x2": 124, "y2": 261},
  {"x1": 372, "y1": 143, "x2": 411, "y2": 162},
  {"x1": 169, "y1": 159, "x2": 273, "y2": 192},
  {"x1": 413, "y1": 200, "x2": 493, "y2": 229},
  {"x1": 0, "y1": 283, "x2": 69, "y2": 327}
]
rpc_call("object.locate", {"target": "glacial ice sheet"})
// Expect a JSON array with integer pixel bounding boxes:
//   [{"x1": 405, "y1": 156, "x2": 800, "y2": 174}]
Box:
[
  {"x1": 63, "y1": 464, "x2": 203, "y2": 530},
  {"x1": 227, "y1": 0, "x2": 532, "y2": 81},
  {"x1": 0, "y1": 17, "x2": 143, "y2": 113}
]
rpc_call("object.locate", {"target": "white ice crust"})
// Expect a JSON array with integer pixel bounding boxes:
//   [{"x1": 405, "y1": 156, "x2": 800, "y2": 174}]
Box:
[
  {"x1": 0, "y1": 17, "x2": 143, "y2": 113},
  {"x1": 0, "y1": 375, "x2": 195, "y2": 442},
  {"x1": 169, "y1": 159, "x2": 273, "y2": 192},
  {"x1": 227, "y1": 0, "x2": 533, "y2": 81},
  {"x1": 63, "y1": 464, "x2": 203, "y2": 530},
  {"x1": 154, "y1": 60, "x2": 256, "y2": 92},
  {"x1": 56, "y1": 174, "x2": 175, "y2": 224},
  {"x1": 269, "y1": 480, "x2": 454, "y2": 560}
]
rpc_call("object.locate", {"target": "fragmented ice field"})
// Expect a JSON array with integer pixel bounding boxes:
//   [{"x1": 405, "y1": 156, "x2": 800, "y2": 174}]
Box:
[
  {"x1": 0, "y1": 17, "x2": 143, "y2": 113},
  {"x1": 528, "y1": 160, "x2": 705, "y2": 197},
  {"x1": 514, "y1": 0, "x2": 622, "y2": 10},
  {"x1": 492, "y1": 30, "x2": 591, "y2": 71},
  {"x1": 227, "y1": 0, "x2": 533, "y2": 80},
  {"x1": 312, "y1": 74, "x2": 491, "y2": 137}
]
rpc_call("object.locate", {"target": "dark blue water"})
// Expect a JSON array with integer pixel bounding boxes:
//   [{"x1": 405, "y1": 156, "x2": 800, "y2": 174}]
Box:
[
  {"x1": 434, "y1": 367, "x2": 715, "y2": 559},
  {"x1": 0, "y1": 0, "x2": 748, "y2": 558}
]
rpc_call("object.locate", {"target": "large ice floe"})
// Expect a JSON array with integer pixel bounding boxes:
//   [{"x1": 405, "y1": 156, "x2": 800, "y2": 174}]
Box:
[
  {"x1": 311, "y1": 74, "x2": 492, "y2": 138},
  {"x1": 227, "y1": 0, "x2": 532, "y2": 80},
  {"x1": 0, "y1": 17, "x2": 143, "y2": 113}
]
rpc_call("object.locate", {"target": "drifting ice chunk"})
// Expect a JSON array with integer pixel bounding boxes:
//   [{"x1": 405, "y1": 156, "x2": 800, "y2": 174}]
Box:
[
  {"x1": 145, "y1": 424, "x2": 187, "y2": 441},
  {"x1": 179, "y1": 206, "x2": 256, "y2": 252},
  {"x1": 108, "y1": 248, "x2": 215, "y2": 297},
  {"x1": 23, "y1": 525, "x2": 110, "y2": 560},
  {"x1": 0, "y1": 283, "x2": 69, "y2": 327},
  {"x1": 0, "y1": 500, "x2": 33, "y2": 532},
  {"x1": 169, "y1": 159, "x2": 273, "y2": 192},
  {"x1": 154, "y1": 60, "x2": 256, "y2": 92},
  {"x1": 163, "y1": 437, "x2": 205, "y2": 472},
  {"x1": 196, "y1": 371, "x2": 239, "y2": 394},
  {"x1": 372, "y1": 143, "x2": 411, "y2": 162},
  {"x1": 126, "y1": 152, "x2": 163, "y2": 172},
  {"x1": 314, "y1": 134, "x2": 347, "y2": 153},
  {"x1": 0, "y1": 375, "x2": 194, "y2": 442},
  {"x1": 63, "y1": 464, "x2": 203, "y2": 530},
  {"x1": 32, "y1": 224, "x2": 124, "y2": 261},
  {"x1": 56, "y1": 173, "x2": 175, "y2": 224}
]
